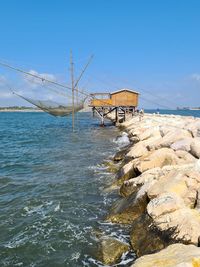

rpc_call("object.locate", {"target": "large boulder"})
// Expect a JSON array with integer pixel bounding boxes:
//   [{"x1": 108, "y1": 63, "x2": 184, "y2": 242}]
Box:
[
  {"x1": 120, "y1": 167, "x2": 163, "y2": 197},
  {"x1": 127, "y1": 135, "x2": 161, "y2": 159},
  {"x1": 131, "y1": 243, "x2": 200, "y2": 267},
  {"x1": 170, "y1": 138, "x2": 193, "y2": 152},
  {"x1": 115, "y1": 159, "x2": 136, "y2": 185},
  {"x1": 126, "y1": 142, "x2": 149, "y2": 159},
  {"x1": 121, "y1": 162, "x2": 197, "y2": 198},
  {"x1": 139, "y1": 127, "x2": 161, "y2": 141},
  {"x1": 130, "y1": 214, "x2": 171, "y2": 257},
  {"x1": 147, "y1": 169, "x2": 200, "y2": 208},
  {"x1": 147, "y1": 192, "x2": 185, "y2": 219},
  {"x1": 148, "y1": 129, "x2": 192, "y2": 150},
  {"x1": 134, "y1": 148, "x2": 185, "y2": 174},
  {"x1": 97, "y1": 236, "x2": 130, "y2": 265},
  {"x1": 147, "y1": 193, "x2": 200, "y2": 245},
  {"x1": 106, "y1": 191, "x2": 148, "y2": 224}
]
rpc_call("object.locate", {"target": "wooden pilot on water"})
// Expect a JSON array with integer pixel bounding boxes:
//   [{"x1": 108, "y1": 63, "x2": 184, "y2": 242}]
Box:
[{"x1": 89, "y1": 89, "x2": 139, "y2": 126}]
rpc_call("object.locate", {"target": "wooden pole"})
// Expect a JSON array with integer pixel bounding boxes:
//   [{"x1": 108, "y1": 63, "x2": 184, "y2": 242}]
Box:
[{"x1": 70, "y1": 50, "x2": 75, "y2": 131}]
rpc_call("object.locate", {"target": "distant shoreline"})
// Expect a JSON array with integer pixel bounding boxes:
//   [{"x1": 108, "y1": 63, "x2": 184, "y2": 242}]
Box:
[{"x1": 0, "y1": 109, "x2": 43, "y2": 112}]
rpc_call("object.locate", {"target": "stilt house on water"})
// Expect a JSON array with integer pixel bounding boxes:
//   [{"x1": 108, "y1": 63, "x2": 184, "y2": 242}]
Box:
[{"x1": 89, "y1": 88, "x2": 139, "y2": 125}]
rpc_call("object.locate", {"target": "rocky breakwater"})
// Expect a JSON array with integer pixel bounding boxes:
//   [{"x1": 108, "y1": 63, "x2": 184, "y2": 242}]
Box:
[{"x1": 105, "y1": 113, "x2": 200, "y2": 266}]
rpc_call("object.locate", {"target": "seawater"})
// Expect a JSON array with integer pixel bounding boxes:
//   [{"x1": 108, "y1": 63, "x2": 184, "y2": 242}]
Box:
[{"x1": 0, "y1": 112, "x2": 133, "y2": 267}]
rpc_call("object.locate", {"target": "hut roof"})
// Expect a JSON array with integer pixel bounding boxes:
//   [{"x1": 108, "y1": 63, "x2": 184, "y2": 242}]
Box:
[{"x1": 111, "y1": 88, "x2": 139, "y2": 95}]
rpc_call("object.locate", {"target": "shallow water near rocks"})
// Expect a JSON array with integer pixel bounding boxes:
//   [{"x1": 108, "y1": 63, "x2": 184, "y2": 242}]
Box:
[{"x1": 0, "y1": 112, "x2": 135, "y2": 267}]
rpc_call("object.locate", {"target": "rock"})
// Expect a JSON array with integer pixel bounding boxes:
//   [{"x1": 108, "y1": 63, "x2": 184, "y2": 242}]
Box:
[
  {"x1": 139, "y1": 127, "x2": 161, "y2": 141},
  {"x1": 131, "y1": 243, "x2": 200, "y2": 267},
  {"x1": 113, "y1": 146, "x2": 131, "y2": 162},
  {"x1": 127, "y1": 135, "x2": 161, "y2": 159},
  {"x1": 120, "y1": 167, "x2": 163, "y2": 197},
  {"x1": 190, "y1": 139, "x2": 200, "y2": 158},
  {"x1": 148, "y1": 129, "x2": 192, "y2": 150},
  {"x1": 115, "y1": 159, "x2": 136, "y2": 185},
  {"x1": 134, "y1": 148, "x2": 184, "y2": 174},
  {"x1": 195, "y1": 159, "x2": 200, "y2": 172},
  {"x1": 97, "y1": 236, "x2": 130, "y2": 265},
  {"x1": 159, "y1": 125, "x2": 177, "y2": 137},
  {"x1": 147, "y1": 200, "x2": 200, "y2": 245},
  {"x1": 147, "y1": 192, "x2": 185, "y2": 219},
  {"x1": 130, "y1": 214, "x2": 171, "y2": 257},
  {"x1": 126, "y1": 142, "x2": 149, "y2": 159},
  {"x1": 130, "y1": 135, "x2": 140, "y2": 144},
  {"x1": 171, "y1": 138, "x2": 193, "y2": 152},
  {"x1": 187, "y1": 120, "x2": 200, "y2": 137},
  {"x1": 106, "y1": 191, "x2": 148, "y2": 224},
  {"x1": 175, "y1": 150, "x2": 197, "y2": 163},
  {"x1": 103, "y1": 160, "x2": 121, "y2": 173},
  {"x1": 147, "y1": 169, "x2": 200, "y2": 208}
]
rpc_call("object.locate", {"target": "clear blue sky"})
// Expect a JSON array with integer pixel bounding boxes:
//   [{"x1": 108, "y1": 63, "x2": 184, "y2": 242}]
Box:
[{"x1": 0, "y1": 0, "x2": 200, "y2": 108}]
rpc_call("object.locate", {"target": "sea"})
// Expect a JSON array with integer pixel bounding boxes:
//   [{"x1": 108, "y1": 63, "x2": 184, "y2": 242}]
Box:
[{"x1": 0, "y1": 110, "x2": 200, "y2": 267}]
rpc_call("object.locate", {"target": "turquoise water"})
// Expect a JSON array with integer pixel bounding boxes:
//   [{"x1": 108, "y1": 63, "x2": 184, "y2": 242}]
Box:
[{"x1": 0, "y1": 112, "x2": 133, "y2": 267}]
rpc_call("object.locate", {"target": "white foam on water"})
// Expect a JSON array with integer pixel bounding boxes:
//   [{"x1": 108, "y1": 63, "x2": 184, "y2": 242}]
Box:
[
  {"x1": 88, "y1": 164, "x2": 108, "y2": 172},
  {"x1": 113, "y1": 132, "x2": 130, "y2": 147},
  {"x1": 82, "y1": 255, "x2": 108, "y2": 267},
  {"x1": 5, "y1": 232, "x2": 29, "y2": 249},
  {"x1": 115, "y1": 251, "x2": 135, "y2": 266},
  {"x1": 22, "y1": 201, "x2": 54, "y2": 217},
  {"x1": 54, "y1": 202, "x2": 60, "y2": 212},
  {"x1": 70, "y1": 252, "x2": 81, "y2": 262}
]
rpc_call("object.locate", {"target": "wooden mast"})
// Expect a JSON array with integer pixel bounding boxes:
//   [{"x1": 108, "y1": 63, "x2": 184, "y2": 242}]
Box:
[{"x1": 70, "y1": 50, "x2": 75, "y2": 131}]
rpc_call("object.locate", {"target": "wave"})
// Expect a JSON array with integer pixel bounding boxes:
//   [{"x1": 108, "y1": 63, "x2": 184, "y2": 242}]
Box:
[{"x1": 113, "y1": 132, "x2": 130, "y2": 147}]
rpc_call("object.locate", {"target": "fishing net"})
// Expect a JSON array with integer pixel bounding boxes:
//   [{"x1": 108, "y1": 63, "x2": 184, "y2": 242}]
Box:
[{"x1": 14, "y1": 92, "x2": 84, "y2": 117}]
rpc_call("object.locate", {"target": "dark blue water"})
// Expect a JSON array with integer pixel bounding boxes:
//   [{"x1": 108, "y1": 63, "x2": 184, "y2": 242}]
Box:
[
  {"x1": 0, "y1": 112, "x2": 133, "y2": 267},
  {"x1": 146, "y1": 109, "x2": 200, "y2": 118}
]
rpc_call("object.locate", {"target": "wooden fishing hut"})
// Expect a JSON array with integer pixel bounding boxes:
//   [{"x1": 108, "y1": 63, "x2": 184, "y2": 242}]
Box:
[{"x1": 89, "y1": 88, "x2": 139, "y2": 125}]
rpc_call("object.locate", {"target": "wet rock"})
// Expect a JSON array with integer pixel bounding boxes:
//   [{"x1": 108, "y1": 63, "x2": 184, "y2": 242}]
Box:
[
  {"x1": 113, "y1": 146, "x2": 131, "y2": 162},
  {"x1": 106, "y1": 191, "x2": 148, "y2": 224},
  {"x1": 115, "y1": 159, "x2": 137, "y2": 185},
  {"x1": 103, "y1": 160, "x2": 121, "y2": 173},
  {"x1": 97, "y1": 236, "x2": 130, "y2": 265},
  {"x1": 130, "y1": 214, "x2": 171, "y2": 257},
  {"x1": 131, "y1": 243, "x2": 200, "y2": 267}
]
